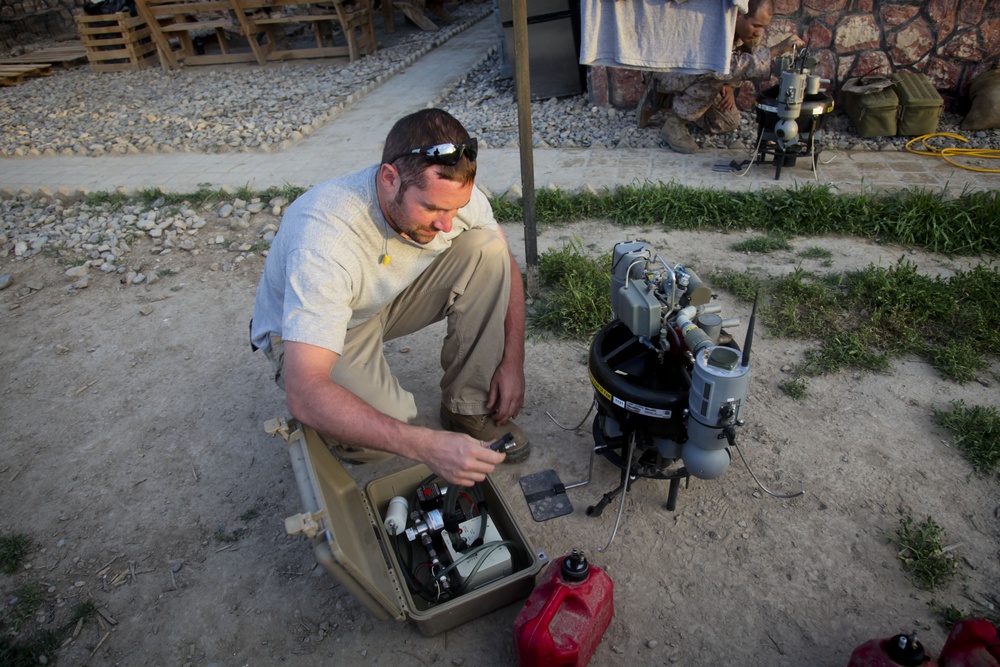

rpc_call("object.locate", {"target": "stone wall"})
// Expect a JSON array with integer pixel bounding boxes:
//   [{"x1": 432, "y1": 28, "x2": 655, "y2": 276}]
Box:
[
  {"x1": 0, "y1": 0, "x2": 82, "y2": 51},
  {"x1": 590, "y1": 0, "x2": 1000, "y2": 113}
]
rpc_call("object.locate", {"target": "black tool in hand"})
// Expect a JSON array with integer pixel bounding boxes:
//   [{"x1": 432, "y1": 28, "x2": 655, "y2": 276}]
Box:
[{"x1": 489, "y1": 432, "x2": 516, "y2": 453}]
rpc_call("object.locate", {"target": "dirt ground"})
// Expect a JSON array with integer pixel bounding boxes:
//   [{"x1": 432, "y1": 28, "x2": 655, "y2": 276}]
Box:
[{"x1": 1, "y1": 207, "x2": 998, "y2": 666}]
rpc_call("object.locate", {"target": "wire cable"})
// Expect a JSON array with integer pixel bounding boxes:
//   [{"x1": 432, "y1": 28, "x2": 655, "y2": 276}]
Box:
[
  {"x1": 734, "y1": 126, "x2": 766, "y2": 177},
  {"x1": 904, "y1": 132, "x2": 1000, "y2": 173},
  {"x1": 546, "y1": 399, "x2": 595, "y2": 431},
  {"x1": 598, "y1": 430, "x2": 636, "y2": 552},
  {"x1": 723, "y1": 425, "x2": 804, "y2": 500}
]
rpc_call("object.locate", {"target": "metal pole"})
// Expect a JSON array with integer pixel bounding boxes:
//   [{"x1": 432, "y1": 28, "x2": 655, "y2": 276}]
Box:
[{"x1": 509, "y1": 0, "x2": 538, "y2": 295}]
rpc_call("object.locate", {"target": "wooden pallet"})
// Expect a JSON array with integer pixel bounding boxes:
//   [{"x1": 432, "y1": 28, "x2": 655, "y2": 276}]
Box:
[
  {"x1": 0, "y1": 44, "x2": 88, "y2": 69},
  {"x1": 0, "y1": 64, "x2": 54, "y2": 86},
  {"x1": 75, "y1": 13, "x2": 158, "y2": 72}
]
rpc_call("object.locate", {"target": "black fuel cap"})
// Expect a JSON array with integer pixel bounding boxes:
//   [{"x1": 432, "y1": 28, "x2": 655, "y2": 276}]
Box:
[
  {"x1": 884, "y1": 633, "x2": 930, "y2": 666},
  {"x1": 560, "y1": 549, "x2": 591, "y2": 582}
]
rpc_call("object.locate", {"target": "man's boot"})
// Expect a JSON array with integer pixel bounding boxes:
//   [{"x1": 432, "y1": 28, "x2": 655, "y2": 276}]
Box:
[
  {"x1": 440, "y1": 405, "x2": 531, "y2": 462},
  {"x1": 659, "y1": 111, "x2": 698, "y2": 154}
]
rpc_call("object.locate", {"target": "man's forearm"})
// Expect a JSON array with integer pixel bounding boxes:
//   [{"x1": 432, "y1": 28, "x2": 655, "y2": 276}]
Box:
[
  {"x1": 288, "y1": 376, "x2": 434, "y2": 460},
  {"x1": 724, "y1": 45, "x2": 773, "y2": 83},
  {"x1": 502, "y1": 251, "x2": 526, "y2": 368}
]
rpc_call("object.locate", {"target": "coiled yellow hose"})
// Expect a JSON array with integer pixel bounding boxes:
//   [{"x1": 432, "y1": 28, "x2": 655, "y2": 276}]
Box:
[{"x1": 904, "y1": 132, "x2": 1000, "y2": 173}]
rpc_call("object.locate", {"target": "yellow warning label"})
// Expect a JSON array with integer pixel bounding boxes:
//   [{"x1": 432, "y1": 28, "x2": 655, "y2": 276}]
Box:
[{"x1": 589, "y1": 370, "x2": 611, "y2": 402}]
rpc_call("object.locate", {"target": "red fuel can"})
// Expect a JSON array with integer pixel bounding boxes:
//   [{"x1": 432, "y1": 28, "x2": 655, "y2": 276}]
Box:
[
  {"x1": 847, "y1": 632, "x2": 939, "y2": 667},
  {"x1": 938, "y1": 618, "x2": 1000, "y2": 667},
  {"x1": 512, "y1": 549, "x2": 614, "y2": 667}
]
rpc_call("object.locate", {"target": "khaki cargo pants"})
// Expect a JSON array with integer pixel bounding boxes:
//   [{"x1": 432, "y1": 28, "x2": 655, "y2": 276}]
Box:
[{"x1": 264, "y1": 228, "x2": 512, "y2": 462}]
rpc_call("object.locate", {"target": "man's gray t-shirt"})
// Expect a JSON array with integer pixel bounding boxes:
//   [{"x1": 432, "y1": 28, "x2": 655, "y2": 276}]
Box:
[{"x1": 250, "y1": 165, "x2": 499, "y2": 355}]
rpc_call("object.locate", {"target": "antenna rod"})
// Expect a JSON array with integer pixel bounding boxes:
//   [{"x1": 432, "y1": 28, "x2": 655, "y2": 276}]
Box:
[{"x1": 741, "y1": 291, "x2": 758, "y2": 367}]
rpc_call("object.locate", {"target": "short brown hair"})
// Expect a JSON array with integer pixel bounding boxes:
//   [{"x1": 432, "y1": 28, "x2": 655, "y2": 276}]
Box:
[
  {"x1": 381, "y1": 108, "x2": 476, "y2": 193},
  {"x1": 747, "y1": 0, "x2": 773, "y2": 18}
]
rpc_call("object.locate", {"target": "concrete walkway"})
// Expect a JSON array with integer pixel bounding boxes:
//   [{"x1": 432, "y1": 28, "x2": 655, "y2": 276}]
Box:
[{"x1": 0, "y1": 18, "x2": 995, "y2": 198}]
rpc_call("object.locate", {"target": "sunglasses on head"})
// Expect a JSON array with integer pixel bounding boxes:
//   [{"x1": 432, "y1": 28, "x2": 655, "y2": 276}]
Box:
[{"x1": 388, "y1": 138, "x2": 478, "y2": 166}]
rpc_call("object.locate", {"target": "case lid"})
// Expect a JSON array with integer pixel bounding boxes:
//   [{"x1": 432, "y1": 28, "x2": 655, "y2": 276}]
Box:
[
  {"x1": 891, "y1": 71, "x2": 943, "y2": 107},
  {"x1": 846, "y1": 86, "x2": 899, "y2": 110},
  {"x1": 287, "y1": 425, "x2": 407, "y2": 621}
]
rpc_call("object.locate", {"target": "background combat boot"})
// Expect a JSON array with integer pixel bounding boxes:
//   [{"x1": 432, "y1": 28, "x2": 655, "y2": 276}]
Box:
[{"x1": 659, "y1": 111, "x2": 698, "y2": 154}]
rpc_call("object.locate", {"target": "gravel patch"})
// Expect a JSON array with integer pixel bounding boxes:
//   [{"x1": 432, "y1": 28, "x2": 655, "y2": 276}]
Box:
[
  {"x1": 439, "y1": 50, "x2": 1000, "y2": 155},
  {"x1": 0, "y1": 190, "x2": 280, "y2": 292},
  {"x1": 3, "y1": 10, "x2": 997, "y2": 159},
  {"x1": 0, "y1": 5, "x2": 491, "y2": 157}
]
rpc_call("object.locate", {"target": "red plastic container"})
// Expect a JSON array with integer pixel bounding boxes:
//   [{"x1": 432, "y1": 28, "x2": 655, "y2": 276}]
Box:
[
  {"x1": 847, "y1": 633, "x2": 939, "y2": 667},
  {"x1": 512, "y1": 549, "x2": 614, "y2": 667},
  {"x1": 938, "y1": 618, "x2": 1000, "y2": 666}
]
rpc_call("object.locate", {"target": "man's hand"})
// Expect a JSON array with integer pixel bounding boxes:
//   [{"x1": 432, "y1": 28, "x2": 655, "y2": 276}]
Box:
[
  {"x1": 282, "y1": 340, "x2": 505, "y2": 487},
  {"x1": 487, "y1": 245, "x2": 526, "y2": 426},
  {"x1": 487, "y1": 355, "x2": 525, "y2": 425},
  {"x1": 428, "y1": 432, "x2": 506, "y2": 487},
  {"x1": 772, "y1": 34, "x2": 806, "y2": 59},
  {"x1": 718, "y1": 85, "x2": 736, "y2": 112}
]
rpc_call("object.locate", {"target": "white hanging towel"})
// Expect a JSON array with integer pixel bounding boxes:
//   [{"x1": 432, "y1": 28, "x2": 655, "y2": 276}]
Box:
[{"x1": 580, "y1": 0, "x2": 743, "y2": 75}]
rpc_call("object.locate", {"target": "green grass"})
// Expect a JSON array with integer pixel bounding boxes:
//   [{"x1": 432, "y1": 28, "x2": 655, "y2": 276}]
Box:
[
  {"x1": 84, "y1": 191, "x2": 130, "y2": 210},
  {"x1": 214, "y1": 526, "x2": 246, "y2": 543},
  {"x1": 929, "y1": 600, "x2": 968, "y2": 631},
  {"x1": 892, "y1": 508, "x2": 958, "y2": 592},
  {"x1": 0, "y1": 533, "x2": 33, "y2": 575},
  {"x1": 492, "y1": 182, "x2": 1000, "y2": 256},
  {"x1": 934, "y1": 401, "x2": 1000, "y2": 474},
  {"x1": 59, "y1": 180, "x2": 1000, "y2": 261},
  {"x1": 704, "y1": 269, "x2": 765, "y2": 303},
  {"x1": 215, "y1": 507, "x2": 262, "y2": 543},
  {"x1": 0, "y1": 629, "x2": 65, "y2": 667},
  {"x1": 73, "y1": 181, "x2": 1000, "y2": 258},
  {"x1": 233, "y1": 184, "x2": 256, "y2": 202},
  {"x1": 0, "y1": 598, "x2": 98, "y2": 667},
  {"x1": 257, "y1": 184, "x2": 307, "y2": 203},
  {"x1": 239, "y1": 507, "x2": 261, "y2": 522},
  {"x1": 779, "y1": 378, "x2": 808, "y2": 400},
  {"x1": 758, "y1": 268, "x2": 842, "y2": 339},
  {"x1": 929, "y1": 591, "x2": 1000, "y2": 632},
  {"x1": 709, "y1": 260, "x2": 1000, "y2": 386},
  {"x1": 799, "y1": 328, "x2": 892, "y2": 377},
  {"x1": 79, "y1": 182, "x2": 308, "y2": 214},
  {"x1": 798, "y1": 246, "x2": 833, "y2": 260},
  {"x1": 8, "y1": 581, "x2": 46, "y2": 631},
  {"x1": 528, "y1": 238, "x2": 612, "y2": 338},
  {"x1": 731, "y1": 233, "x2": 793, "y2": 254}
]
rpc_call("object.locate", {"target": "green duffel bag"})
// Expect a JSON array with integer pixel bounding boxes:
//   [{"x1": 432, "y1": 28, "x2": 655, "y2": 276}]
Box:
[{"x1": 843, "y1": 77, "x2": 898, "y2": 138}]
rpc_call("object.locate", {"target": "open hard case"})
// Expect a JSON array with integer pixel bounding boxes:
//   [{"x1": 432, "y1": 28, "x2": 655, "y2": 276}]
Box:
[{"x1": 267, "y1": 417, "x2": 546, "y2": 637}]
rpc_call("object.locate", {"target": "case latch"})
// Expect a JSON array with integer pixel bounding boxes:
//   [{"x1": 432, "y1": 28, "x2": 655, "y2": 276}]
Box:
[
  {"x1": 264, "y1": 417, "x2": 291, "y2": 439},
  {"x1": 284, "y1": 511, "x2": 326, "y2": 538}
]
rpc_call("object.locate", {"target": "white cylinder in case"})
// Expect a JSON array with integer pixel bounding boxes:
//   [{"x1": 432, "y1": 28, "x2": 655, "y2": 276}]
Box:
[{"x1": 384, "y1": 495, "x2": 409, "y2": 535}]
